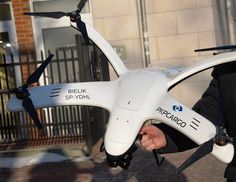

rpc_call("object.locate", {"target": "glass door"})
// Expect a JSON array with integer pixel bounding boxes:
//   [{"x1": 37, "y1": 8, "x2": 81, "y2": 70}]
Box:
[{"x1": 29, "y1": 0, "x2": 93, "y2": 59}]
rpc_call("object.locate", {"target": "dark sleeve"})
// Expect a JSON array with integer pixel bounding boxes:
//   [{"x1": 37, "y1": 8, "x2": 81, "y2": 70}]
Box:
[
  {"x1": 155, "y1": 123, "x2": 197, "y2": 153},
  {"x1": 212, "y1": 62, "x2": 236, "y2": 79},
  {"x1": 157, "y1": 78, "x2": 220, "y2": 154},
  {"x1": 192, "y1": 78, "x2": 222, "y2": 126}
]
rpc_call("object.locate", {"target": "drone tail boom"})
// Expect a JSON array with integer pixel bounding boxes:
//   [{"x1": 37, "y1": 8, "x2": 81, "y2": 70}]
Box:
[
  {"x1": 151, "y1": 94, "x2": 234, "y2": 165},
  {"x1": 81, "y1": 22, "x2": 129, "y2": 76}
]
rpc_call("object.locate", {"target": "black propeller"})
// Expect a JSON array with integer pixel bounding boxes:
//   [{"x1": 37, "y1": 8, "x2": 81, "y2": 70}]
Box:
[
  {"x1": 24, "y1": 11, "x2": 69, "y2": 19},
  {"x1": 23, "y1": 0, "x2": 89, "y2": 44},
  {"x1": 177, "y1": 127, "x2": 233, "y2": 173},
  {"x1": 1, "y1": 54, "x2": 54, "y2": 129},
  {"x1": 195, "y1": 45, "x2": 236, "y2": 52},
  {"x1": 77, "y1": 0, "x2": 88, "y2": 13}
]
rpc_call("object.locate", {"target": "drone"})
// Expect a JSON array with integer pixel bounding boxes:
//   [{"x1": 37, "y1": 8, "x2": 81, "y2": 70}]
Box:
[{"x1": 1, "y1": 0, "x2": 236, "y2": 173}]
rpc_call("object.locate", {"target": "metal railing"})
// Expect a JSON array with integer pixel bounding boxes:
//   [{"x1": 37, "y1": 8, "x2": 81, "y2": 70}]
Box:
[{"x1": 0, "y1": 35, "x2": 110, "y2": 151}]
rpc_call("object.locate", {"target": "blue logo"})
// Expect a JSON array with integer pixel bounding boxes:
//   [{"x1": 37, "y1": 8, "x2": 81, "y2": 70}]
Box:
[{"x1": 173, "y1": 105, "x2": 183, "y2": 112}]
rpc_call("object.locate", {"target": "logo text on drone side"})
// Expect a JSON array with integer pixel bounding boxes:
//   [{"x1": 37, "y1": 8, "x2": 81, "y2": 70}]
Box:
[
  {"x1": 156, "y1": 106, "x2": 186, "y2": 128},
  {"x1": 68, "y1": 89, "x2": 87, "y2": 94},
  {"x1": 173, "y1": 105, "x2": 183, "y2": 112},
  {"x1": 65, "y1": 88, "x2": 91, "y2": 100}
]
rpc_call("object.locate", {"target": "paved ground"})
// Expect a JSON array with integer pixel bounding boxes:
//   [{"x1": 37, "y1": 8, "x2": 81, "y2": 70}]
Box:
[{"x1": 0, "y1": 141, "x2": 227, "y2": 182}]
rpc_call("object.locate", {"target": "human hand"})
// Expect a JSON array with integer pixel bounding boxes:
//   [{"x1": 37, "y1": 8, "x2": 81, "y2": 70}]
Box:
[{"x1": 139, "y1": 125, "x2": 167, "y2": 151}]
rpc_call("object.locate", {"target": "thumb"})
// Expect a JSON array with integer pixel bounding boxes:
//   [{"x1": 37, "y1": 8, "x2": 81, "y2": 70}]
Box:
[{"x1": 139, "y1": 125, "x2": 152, "y2": 135}]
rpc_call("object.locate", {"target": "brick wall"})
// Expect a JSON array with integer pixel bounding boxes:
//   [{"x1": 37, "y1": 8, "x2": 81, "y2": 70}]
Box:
[
  {"x1": 12, "y1": 0, "x2": 35, "y2": 54},
  {"x1": 12, "y1": 0, "x2": 36, "y2": 82}
]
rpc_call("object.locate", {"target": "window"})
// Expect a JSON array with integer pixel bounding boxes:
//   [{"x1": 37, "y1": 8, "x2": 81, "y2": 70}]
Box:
[
  {"x1": 0, "y1": 32, "x2": 9, "y2": 42},
  {"x1": 0, "y1": 2, "x2": 17, "y2": 61},
  {"x1": 0, "y1": 32, "x2": 11, "y2": 55},
  {"x1": 42, "y1": 26, "x2": 79, "y2": 53},
  {"x1": 0, "y1": 3, "x2": 12, "y2": 21},
  {"x1": 30, "y1": 0, "x2": 93, "y2": 59}
]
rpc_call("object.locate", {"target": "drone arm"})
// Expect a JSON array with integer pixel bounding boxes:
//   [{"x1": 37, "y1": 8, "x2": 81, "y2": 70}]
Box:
[
  {"x1": 7, "y1": 81, "x2": 117, "y2": 112},
  {"x1": 168, "y1": 52, "x2": 236, "y2": 89},
  {"x1": 72, "y1": 21, "x2": 129, "y2": 76},
  {"x1": 150, "y1": 94, "x2": 234, "y2": 163}
]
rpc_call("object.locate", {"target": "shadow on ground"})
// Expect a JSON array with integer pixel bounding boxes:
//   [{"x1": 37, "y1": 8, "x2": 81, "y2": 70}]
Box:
[
  {"x1": 25, "y1": 148, "x2": 187, "y2": 182},
  {"x1": 0, "y1": 141, "x2": 227, "y2": 182}
]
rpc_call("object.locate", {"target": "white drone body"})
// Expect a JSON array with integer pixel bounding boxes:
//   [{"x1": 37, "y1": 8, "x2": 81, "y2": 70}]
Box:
[{"x1": 7, "y1": 22, "x2": 235, "y2": 164}]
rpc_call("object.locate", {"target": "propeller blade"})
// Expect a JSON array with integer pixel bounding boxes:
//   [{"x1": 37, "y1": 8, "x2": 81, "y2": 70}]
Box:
[
  {"x1": 12, "y1": 55, "x2": 53, "y2": 129},
  {"x1": 22, "y1": 96, "x2": 43, "y2": 129},
  {"x1": 25, "y1": 54, "x2": 54, "y2": 87},
  {"x1": 77, "y1": 20, "x2": 89, "y2": 45},
  {"x1": 177, "y1": 139, "x2": 214, "y2": 173},
  {"x1": 77, "y1": 0, "x2": 88, "y2": 13},
  {"x1": 24, "y1": 12, "x2": 69, "y2": 19},
  {"x1": 195, "y1": 45, "x2": 236, "y2": 52}
]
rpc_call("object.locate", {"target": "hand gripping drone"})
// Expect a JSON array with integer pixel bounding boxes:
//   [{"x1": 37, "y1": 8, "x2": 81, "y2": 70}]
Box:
[{"x1": 3, "y1": 0, "x2": 236, "y2": 173}]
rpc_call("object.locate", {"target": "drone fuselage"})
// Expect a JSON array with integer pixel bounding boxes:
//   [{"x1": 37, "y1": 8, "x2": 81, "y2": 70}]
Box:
[
  {"x1": 105, "y1": 69, "x2": 170, "y2": 155},
  {"x1": 7, "y1": 67, "x2": 234, "y2": 163}
]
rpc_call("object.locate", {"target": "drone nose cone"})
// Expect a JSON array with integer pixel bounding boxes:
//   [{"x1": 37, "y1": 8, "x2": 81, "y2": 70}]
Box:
[{"x1": 105, "y1": 140, "x2": 129, "y2": 156}]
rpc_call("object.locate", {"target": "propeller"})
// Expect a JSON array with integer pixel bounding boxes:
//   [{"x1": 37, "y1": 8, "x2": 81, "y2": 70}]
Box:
[
  {"x1": 77, "y1": 0, "x2": 88, "y2": 13},
  {"x1": 177, "y1": 127, "x2": 233, "y2": 173},
  {"x1": 195, "y1": 45, "x2": 236, "y2": 52},
  {"x1": 0, "y1": 54, "x2": 54, "y2": 129},
  {"x1": 23, "y1": 11, "x2": 69, "y2": 19},
  {"x1": 23, "y1": 0, "x2": 89, "y2": 44}
]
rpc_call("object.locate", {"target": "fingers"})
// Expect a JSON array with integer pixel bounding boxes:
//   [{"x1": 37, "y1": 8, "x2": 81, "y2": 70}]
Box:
[
  {"x1": 140, "y1": 133, "x2": 165, "y2": 151},
  {"x1": 146, "y1": 144, "x2": 155, "y2": 151},
  {"x1": 140, "y1": 134, "x2": 149, "y2": 143},
  {"x1": 140, "y1": 135, "x2": 156, "y2": 151},
  {"x1": 139, "y1": 125, "x2": 167, "y2": 151},
  {"x1": 140, "y1": 136, "x2": 152, "y2": 147},
  {"x1": 139, "y1": 125, "x2": 155, "y2": 135},
  {"x1": 141, "y1": 139, "x2": 163, "y2": 151}
]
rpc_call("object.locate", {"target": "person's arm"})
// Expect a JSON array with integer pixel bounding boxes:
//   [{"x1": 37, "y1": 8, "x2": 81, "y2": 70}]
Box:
[
  {"x1": 156, "y1": 123, "x2": 198, "y2": 153},
  {"x1": 139, "y1": 123, "x2": 197, "y2": 153}
]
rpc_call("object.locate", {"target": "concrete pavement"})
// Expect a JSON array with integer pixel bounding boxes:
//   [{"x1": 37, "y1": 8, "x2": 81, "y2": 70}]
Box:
[{"x1": 0, "y1": 140, "x2": 227, "y2": 182}]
